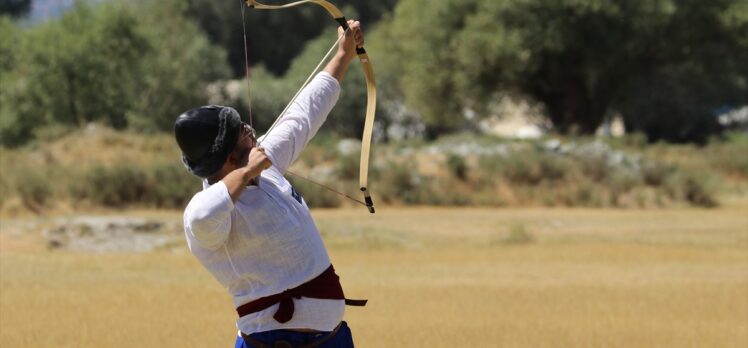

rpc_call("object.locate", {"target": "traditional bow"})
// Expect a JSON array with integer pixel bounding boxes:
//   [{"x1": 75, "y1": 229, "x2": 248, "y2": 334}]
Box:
[{"x1": 243, "y1": 0, "x2": 377, "y2": 214}]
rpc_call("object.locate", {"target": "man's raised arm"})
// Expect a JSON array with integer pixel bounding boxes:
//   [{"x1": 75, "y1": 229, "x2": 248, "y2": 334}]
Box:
[{"x1": 324, "y1": 20, "x2": 365, "y2": 83}]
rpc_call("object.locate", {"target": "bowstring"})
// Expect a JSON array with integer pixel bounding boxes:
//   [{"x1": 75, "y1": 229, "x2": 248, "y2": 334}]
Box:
[
  {"x1": 240, "y1": 4, "x2": 362, "y2": 206},
  {"x1": 239, "y1": 1, "x2": 253, "y2": 129},
  {"x1": 260, "y1": 26, "x2": 349, "y2": 138},
  {"x1": 286, "y1": 170, "x2": 368, "y2": 207}
]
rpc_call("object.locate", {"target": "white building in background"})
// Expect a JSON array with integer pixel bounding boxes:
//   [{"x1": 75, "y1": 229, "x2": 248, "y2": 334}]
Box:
[
  {"x1": 595, "y1": 114, "x2": 626, "y2": 137},
  {"x1": 480, "y1": 112, "x2": 546, "y2": 139},
  {"x1": 479, "y1": 97, "x2": 548, "y2": 139}
]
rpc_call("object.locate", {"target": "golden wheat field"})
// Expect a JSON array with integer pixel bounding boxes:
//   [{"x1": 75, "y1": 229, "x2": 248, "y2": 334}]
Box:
[{"x1": 1, "y1": 201, "x2": 747, "y2": 348}]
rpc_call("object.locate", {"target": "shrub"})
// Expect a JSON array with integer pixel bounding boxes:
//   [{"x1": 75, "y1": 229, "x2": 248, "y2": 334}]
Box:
[
  {"x1": 0, "y1": 171, "x2": 11, "y2": 209},
  {"x1": 577, "y1": 153, "x2": 610, "y2": 182},
  {"x1": 335, "y1": 153, "x2": 359, "y2": 181},
  {"x1": 378, "y1": 159, "x2": 434, "y2": 204},
  {"x1": 482, "y1": 150, "x2": 568, "y2": 186},
  {"x1": 573, "y1": 181, "x2": 600, "y2": 207},
  {"x1": 15, "y1": 171, "x2": 52, "y2": 212},
  {"x1": 80, "y1": 165, "x2": 149, "y2": 207},
  {"x1": 664, "y1": 172, "x2": 717, "y2": 208},
  {"x1": 537, "y1": 154, "x2": 569, "y2": 182},
  {"x1": 446, "y1": 154, "x2": 468, "y2": 181},
  {"x1": 374, "y1": 157, "x2": 451, "y2": 206},
  {"x1": 500, "y1": 153, "x2": 541, "y2": 185},
  {"x1": 641, "y1": 161, "x2": 673, "y2": 187},
  {"x1": 707, "y1": 133, "x2": 748, "y2": 179},
  {"x1": 680, "y1": 174, "x2": 718, "y2": 208},
  {"x1": 608, "y1": 171, "x2": 642, "y2": 206},
  {"x1": 146, "y1": 163, "x2": 199, "y2": 209}
]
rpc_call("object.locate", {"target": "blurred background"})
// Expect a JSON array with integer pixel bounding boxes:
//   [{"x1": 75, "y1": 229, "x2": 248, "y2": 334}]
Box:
[
  {"x1": 1, "y1": 0, "x2": 747, "y2": 213},
  {"x1": 0, "y1": 0, "x2": 746, "y2": 347}
]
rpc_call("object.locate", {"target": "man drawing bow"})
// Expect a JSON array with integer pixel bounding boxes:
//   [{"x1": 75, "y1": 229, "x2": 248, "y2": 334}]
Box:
[{"x1": 173, "y1": 20, "x2": 366, "y2": 348}]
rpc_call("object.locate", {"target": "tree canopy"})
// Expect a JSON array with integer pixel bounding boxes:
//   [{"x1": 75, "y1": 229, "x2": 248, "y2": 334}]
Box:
[
  {"x1": 184, "y1": 0, "x2": 398, "y2": 77},
  {"x1": 1, "y1": 0, "x2": 746, "y2": 147},
  {"x1": 373, "y1": 0, "x2": 748, "y2": 141},
  {"x1": 0, "y1": 0, "x2": 230, "y2": 146}
]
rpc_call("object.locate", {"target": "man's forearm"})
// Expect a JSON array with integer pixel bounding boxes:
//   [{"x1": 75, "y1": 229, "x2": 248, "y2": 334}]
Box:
[
  {"x1": 222, "y1": 167, "x2": 255, "y2": 203},
  {"x1": 221, "y1": 147, "x2": 272, "y2": 203},
  {"x1": 323, "y1": 52, "x2": 355, "y2": 83}
]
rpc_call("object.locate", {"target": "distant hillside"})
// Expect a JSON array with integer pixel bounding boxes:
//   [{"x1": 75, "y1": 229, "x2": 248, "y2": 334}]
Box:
[{"x1": 2, "y1": 124, "x2": 745, "y2": 216}]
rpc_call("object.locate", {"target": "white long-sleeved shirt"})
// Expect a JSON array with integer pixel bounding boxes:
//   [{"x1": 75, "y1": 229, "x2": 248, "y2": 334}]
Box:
[{"x1": 183, "y1": 72, "x2": 344, "y2": 335}]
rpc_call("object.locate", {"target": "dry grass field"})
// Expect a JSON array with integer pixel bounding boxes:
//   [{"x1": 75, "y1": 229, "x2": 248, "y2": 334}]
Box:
[{"x1": 1, "y1": 201, "x2": 747, "y2": 347}]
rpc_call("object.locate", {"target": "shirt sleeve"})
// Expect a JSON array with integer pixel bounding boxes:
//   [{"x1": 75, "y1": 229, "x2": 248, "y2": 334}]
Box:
[
  {"x1": 258, "y1": 72, "x2": 341, "y2": 173},
  {"x1": 183, "y1": 181, "x2": 234, "y2": 250}
]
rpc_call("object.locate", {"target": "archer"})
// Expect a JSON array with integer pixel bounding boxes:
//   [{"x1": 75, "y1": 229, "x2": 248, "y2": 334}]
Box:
[{"x1": 173, "y1": 20, "x2": 366, "y2": 348}]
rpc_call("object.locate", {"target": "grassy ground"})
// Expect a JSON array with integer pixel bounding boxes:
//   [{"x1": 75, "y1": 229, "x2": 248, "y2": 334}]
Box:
[{"x1": 1, "y1": 201, "x2": 747, "y2": 347}]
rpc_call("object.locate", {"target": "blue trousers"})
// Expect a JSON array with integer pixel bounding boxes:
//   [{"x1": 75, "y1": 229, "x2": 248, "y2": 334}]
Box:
[{"x1": 234, "y1": 321, "x2": 354, "y2": 348}]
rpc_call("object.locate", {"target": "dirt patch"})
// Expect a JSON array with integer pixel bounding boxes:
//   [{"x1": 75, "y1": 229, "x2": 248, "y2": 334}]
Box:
[
  {"x1": 39, "y1": 216, "x2": 183, "y2": 252},
  {"x1": 0, "y1": 215, "x2": 186, "y2": 253}
]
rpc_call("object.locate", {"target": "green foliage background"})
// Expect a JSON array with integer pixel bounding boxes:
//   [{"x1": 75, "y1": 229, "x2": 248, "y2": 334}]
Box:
[
  {"x1": 2, "y1": 0, "x2": 747, "y2": 146},
  {"x1": 0, "y1": 0, "x2": 230, "y2": 146},
  {"x1": 372, "y1": 0, "x2": 748, "y2": 140}
]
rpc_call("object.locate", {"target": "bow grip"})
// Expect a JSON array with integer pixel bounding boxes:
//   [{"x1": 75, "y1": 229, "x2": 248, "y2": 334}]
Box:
[{"x1": 334, "y1": 17, "x2": 367, "y2": 55}]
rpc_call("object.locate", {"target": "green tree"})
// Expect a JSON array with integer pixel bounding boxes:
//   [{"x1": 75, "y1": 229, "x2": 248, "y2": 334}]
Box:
[
  {"x1": 0, "y1": 0, "x2": 231, "y2": 146},
  {"x1": 184, "y1": 0, "x2": 398, "y2": 77},
  {"x1": 372, "y1": 0, "x2": 487, "y2": 138},
  {"x1": 129, "y1": 0, "x2": 232, "y2": 132},
  {"x1": 21, "y1": 2, "x2": 149, "y2": 129},
  {"x1": 0, "y1": 16, "x2": 35, "y2": 146},
  {"x1": 374, "y1": 0, "x2": 748, "y2": 140},
  {"x1": 616, "y1": 0, "x2": 748, "y2": 143},
  {"x1": 239, "y1": 26, "x2": 377, "y2": 138}
]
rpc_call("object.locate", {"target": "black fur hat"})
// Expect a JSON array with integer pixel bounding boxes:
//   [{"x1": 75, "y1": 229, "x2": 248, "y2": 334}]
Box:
[{"x1": 174, "y1": 105, "x2": 242, "y2": 178}]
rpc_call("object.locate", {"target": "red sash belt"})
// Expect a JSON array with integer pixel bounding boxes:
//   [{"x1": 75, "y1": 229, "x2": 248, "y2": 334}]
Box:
[{"x1": 236, "y1": 265, "x2": 367, "y2": 323}]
